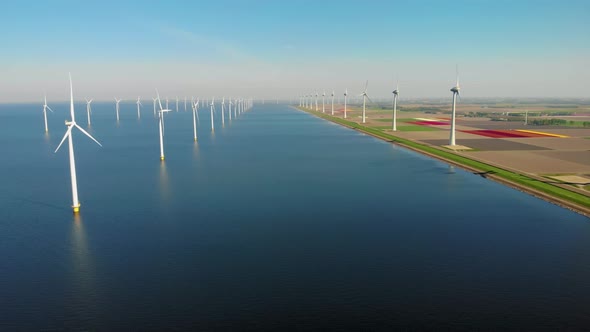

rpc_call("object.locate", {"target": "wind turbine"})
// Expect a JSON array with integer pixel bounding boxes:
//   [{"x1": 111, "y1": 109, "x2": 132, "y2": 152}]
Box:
[
  {"x1": 229, "y1": 98, "x2": 233, "y2": 121},
  {"x1": 322, "y1": 91, "x2": 326, "y2": 113},
  {"x1": 175, "y1": 96, "x2": 179, "y2": 112},
  {"x1": 360, "y1": 81, "x2": 372, "y2": 124},
  {"x1": 234, "y1": 98, "x2": 237, "y2": 118},
  {"x1": 210, "y1": 97, "x2": 215, "y2": 132},
  {"x1": 152, "y1": 97, "x2": 157, "y2": 116},
  {"x1": 184, "y1": 96, "x2": 187, "y2": 112},
  {"x1": 392, "y1": 82, "x2": 399, "y2": 131},
  {"x1": 42, "y1": 94, "x2": 54, "y2": 132},
  {"x1": 136, "y1": 96, "x2": 142, "y2": 119},
  {"x1": 156, "y1": 90, "x2": 172, "y2": 160},
  {"x1": 449, "y1": 67, "x2": 460, "y2": 146},
  {"x1": 344, "y1": 89, "x2": 348, "y2": 119},
  {"x1": 221, "y1": 97, "x2": 225, "y2": 126},
  {"x1": 331, "y1": 91, "x2": 335, "y2": 116},
  {"x1": 114, "y1": 98, "x2": 121, "y2": 122},
  {"x1": 165, "y1": 96, "x2": 169, "y2": 109},
  {"x1": 315, "y1": 92, "x2": 319, "y2": 111},
  {"x1": 192, "y1": 98, "x2": 198, "y2": 141},
  {"x1": 85, "y1": 98, "x2": 93, "y2": 126},
  {"x1": 55, "y1": 74, "x2": 102, "y2": 213}
]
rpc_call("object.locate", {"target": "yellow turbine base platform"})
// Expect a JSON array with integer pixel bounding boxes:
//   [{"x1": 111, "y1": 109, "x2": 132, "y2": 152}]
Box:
[
  {"x1": 160, "y1": 156, "x2": 165, "y2": 161},
  {"x1": 73, "y1": 205, "x2": 80, "y2": 213}
]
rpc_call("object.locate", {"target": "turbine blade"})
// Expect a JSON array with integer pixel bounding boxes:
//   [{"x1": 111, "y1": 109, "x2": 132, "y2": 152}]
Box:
[
  {"x1": 156, "y1": 89, "x2": 163, "y2": 110},
  {"x1": 46, "y1": 106, "x2": 54, "y2": 113},
  {"x1": 364, "y1": 80, "x2": 368, "y2": 93},
  {"x1": 69, "y1": 73, "x2": 75, "y2": 122},
  {"x1": 54, "y1": 126, "x2": 73, "y2": 153},
  {"x1": 74, "y1": 123, "x2": 102, "y2": 147}
]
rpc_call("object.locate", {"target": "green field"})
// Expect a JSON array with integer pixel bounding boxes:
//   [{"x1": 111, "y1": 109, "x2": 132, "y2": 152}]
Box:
[
  {"x1": 300, "y1": 107, "x2": 590, "y2": 211},
  {"x1": 371, "y1": 125, "x2": 438, "y2": 131},
  {"x1": 375, "y1": 118, "x2": 415, "y2": 123},
  {"x1": 396, "y1": 125, "x2": 438, "y2": 132}
]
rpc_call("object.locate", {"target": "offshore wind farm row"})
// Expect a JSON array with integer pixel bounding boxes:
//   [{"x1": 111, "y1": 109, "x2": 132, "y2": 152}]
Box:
[{"x1": 46, "y1": 74, "x2": 253, "y2": 213}]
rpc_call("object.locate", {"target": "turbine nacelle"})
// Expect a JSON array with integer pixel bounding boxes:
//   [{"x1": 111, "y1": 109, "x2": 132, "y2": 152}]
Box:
[{"x1": 393, "y1": 90, "x2": 399, "y2": 95}]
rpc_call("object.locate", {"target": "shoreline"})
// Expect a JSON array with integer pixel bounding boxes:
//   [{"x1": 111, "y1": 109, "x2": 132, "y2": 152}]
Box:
[{"x1": 294, "y1": 106, "x2": 590, "y2": 218}]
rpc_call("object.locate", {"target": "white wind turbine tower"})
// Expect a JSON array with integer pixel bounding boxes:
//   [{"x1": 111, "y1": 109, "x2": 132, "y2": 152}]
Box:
[
  {"x1": 229, "y1": 98, "x2": 233, "y2": 121},
  {"x1": 42, "y1": 94, "x2": 54, "y2": 132},
  {"x1": 210, "y1": 97, "x2": 215, "y2": 132},
  {"x1": 192, "y1": 98, "x2": 198, "y2": 141},
  {"x1": 322, "y1": 91, "x2": 326, "y2": 113},
  {"x1": 392, "y1": 82, "x2": 399, "y2": 131},
  {"x1": 233, "y1": 98, "x2": 237, "y2": 118},
  {"x1": 221, "y1": 97, "x2": 226, "y2": 126},
  {"x1": 359, "y1": 81, "x2": 373, "y2": 124},
  {"x1": 331, "y1": 91, "x2": 335, "y2": 116},
  {"x1": 152, "y1": 97, "x2": 157, "y2": 116},
  {"x1": 315, "y1": 92, "x2": 319, "y2": 111},
  {"x1": 114, "y1": 98, "x2": 122, "y2": 122},
  {"x1": 156, "y1": 90, "x2": 172, "y2": 160},
  {"x1": 55, "y1": 74, "x2": 102, "y2": 213},
  {"x1": 85, "y1": 98, "x2": 93, "y2": 126},
  {"x1": 449, "y1": 67, "x2": 461, "y2": 146},
  {"x1": 136, "y1": 96, "x2": 142, "y2": 119},
  {"x1": 344, "y1": 89, "x2": 348, "y2": 119},
  {"x1": 175, "y1": 96, "x2": 179, "y2": 112},
  {"x1": 184, "y1": 96, "x2": 187, "y2": 111}
]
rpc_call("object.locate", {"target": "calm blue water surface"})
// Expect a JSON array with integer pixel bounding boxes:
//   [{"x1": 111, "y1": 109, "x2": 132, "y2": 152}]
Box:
[{"x1": 0, "y1": 102, "x2": 589, "y2": 330}]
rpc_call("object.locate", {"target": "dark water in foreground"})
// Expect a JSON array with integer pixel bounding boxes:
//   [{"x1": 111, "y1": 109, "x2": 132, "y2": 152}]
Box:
[{"x1": 0, "y1": 102, "x2": 589, "y2": 330}]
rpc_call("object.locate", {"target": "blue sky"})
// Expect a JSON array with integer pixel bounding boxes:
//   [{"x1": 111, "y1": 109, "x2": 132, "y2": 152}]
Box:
[{"x1": 1, "y1": 0, "x2": 589, "y2": 101}]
